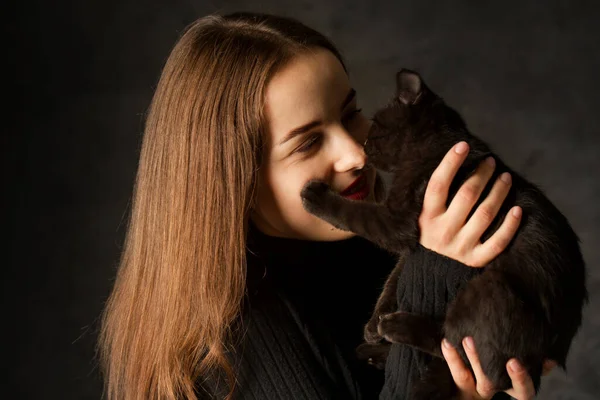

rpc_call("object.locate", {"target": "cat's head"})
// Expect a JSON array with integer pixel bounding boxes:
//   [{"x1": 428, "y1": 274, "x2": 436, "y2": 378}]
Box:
[{"x1": 365, "y1": 69, "x2": 468, "y2": 172}]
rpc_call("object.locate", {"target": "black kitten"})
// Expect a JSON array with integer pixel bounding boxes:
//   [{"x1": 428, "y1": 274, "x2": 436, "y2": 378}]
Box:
[{"x1": 300, "y1": 69, "x2": 587, "y2": 399}]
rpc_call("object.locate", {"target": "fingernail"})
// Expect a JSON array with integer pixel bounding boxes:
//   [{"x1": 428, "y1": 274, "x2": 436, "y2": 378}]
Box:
[
  {"x1": 442, "y1": 339, "x2": 452, "y2": 349},
  {"x1": 512, "y1": 207, "x2": 522, "y2": 218},
  {"x1": 500, "y1": 172, "x2": 511, "y2": 184},
  {"x1": 486, "y1": 156, "x2": 495, "y2": 167},
  {"x1": 463, "y1": 337, "x2": 474, "y2": 351},
  {"x1": 455, "y1": 142, "x2": 468, "y2": 154},
  {"x1": 509, "y1": 359, "x2": 524, "y2": 372}
]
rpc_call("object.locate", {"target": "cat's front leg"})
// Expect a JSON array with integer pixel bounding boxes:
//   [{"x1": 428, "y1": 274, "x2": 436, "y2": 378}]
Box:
[
  {"x1": 300, "y1": 180, "x2": 355, "y2": 231},
  {"x1": 378, "y1": 311, "x2": 444, "y2": 358},
  {"x1": 301, "y1": 180, "x2": 416, "y2": 251}
]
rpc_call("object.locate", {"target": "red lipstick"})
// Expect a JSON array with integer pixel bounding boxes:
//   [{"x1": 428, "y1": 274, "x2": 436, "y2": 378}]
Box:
[{"x1": 340, "y1": 174, "x2": 370, "y2": 201}]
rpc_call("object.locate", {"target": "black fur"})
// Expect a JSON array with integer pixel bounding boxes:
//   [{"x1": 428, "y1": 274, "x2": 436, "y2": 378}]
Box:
[{"x1": 301, "y1": 69, "x2": 587, "y2": 399}]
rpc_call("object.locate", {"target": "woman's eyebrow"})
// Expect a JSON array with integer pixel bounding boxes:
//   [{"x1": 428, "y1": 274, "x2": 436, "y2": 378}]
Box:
[{"x1": 278, "y1": 88, "x2": 356, "y2": 146}]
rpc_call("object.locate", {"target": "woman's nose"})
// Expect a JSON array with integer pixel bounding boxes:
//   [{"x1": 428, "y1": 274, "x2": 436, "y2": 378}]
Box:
[{"x1": 333, "y1": 131, "x2": 368, "y2": 173}]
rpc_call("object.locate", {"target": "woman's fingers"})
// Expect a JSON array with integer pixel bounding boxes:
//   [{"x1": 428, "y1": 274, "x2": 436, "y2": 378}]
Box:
[
  {"x1": 418, "y1": 142, "x2": 523, "y2": 268},
  {"x1": 462, "y1": 337, "x2": 496, "y2": 398},
  {"x1": 460, "y1": 171, "x2": 513, "y2": 246},
  {"x1": 441, "y1": 339, "x2": 477, "y2": 395},
  {"x1": 422, "y1": 142, "x2": 470, "y2": 219},
  {"x1": 504, "y1": 359, "x2": 536, "y2": 400},
  {"x1": 472, "y1": 205, "x2": 522, "y2": 266},
  {"x1": 445, "y1": 156, "x2": 496, "y2": 233},
  {"x1": 445, "y1": 338, "x2": 553, "y2": 400},
  {"x1": 542, "y1": 359, "x2": 558, "y2": 376}
]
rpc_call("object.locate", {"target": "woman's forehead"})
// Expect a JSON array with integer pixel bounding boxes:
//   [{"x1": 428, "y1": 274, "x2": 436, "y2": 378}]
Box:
[{"x1": 264, "y1": 49, "x2": 351, "y2": 145}]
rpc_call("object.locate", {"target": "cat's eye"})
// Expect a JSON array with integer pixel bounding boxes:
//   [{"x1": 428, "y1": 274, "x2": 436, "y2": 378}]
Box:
[
  {"x1": 343, "y1": 108, "x2": 363, "y2": 126},
  {"x1": 371, "y1": 116, "x2": 383, "y2": 127}
]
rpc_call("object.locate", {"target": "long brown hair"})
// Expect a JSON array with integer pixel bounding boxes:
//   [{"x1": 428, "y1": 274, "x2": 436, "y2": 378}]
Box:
[{"x1": 97, "y1": 12, "x2": 346, "y2": 399}]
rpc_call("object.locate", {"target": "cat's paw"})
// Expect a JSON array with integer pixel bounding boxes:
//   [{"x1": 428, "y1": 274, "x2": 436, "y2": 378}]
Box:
[
  {"x1": 364, "y1": 314, "x2": 383, "y2": 343},
  {"x1": 300, "y1": 180, "x2": 331, "y2": 216},
  {"x1": 378, "y1": 311, "x2": 443, "y2": 357},
  {"x1": 377, "y1": 311, "x2": 411, "y2": 343},
  {"x1": 356, "y1": 342, "x2": 391, "y2": 370}
]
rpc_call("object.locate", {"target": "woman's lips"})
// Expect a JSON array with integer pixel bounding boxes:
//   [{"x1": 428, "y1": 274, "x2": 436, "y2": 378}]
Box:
[{"x1": 340, "y1": 174, "x2": 370, "y2": 201}]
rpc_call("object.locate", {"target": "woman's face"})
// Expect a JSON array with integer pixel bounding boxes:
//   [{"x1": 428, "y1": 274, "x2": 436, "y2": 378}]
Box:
[{"x1": 251, "y1": 48, "x2": 377, "y2": 241}]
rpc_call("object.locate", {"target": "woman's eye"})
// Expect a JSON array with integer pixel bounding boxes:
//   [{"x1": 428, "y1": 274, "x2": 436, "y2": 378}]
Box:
[
  {"x1": 297, "y1": 134, "x2": 322, "y2": 153},
  {"x1": 293, "y1": 109, "x2": 362, "y2": 155}
]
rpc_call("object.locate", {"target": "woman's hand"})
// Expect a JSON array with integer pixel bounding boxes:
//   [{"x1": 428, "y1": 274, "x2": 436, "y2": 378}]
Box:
[
  {"x1": 441, "y1": 337, "x2": 558, "y2": 399},
  {"x1": 418, "y1": 141, "x2": 522, "y2": 267}
]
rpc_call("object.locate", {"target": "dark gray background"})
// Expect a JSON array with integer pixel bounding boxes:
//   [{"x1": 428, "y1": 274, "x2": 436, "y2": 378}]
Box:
[{"x1": 8, "y1": 0, "x2": 599, "y2": 399}]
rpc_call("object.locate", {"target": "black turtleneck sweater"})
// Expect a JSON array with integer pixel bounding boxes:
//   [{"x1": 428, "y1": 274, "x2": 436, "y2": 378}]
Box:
[{"x1": 200, "y1": 222, "x2": 483, "y2": 399}]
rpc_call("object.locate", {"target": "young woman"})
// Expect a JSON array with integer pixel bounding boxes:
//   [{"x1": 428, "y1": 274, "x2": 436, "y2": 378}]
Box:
[{"x1": 98, "y1": 12, "x2": 556, "y2": 400}]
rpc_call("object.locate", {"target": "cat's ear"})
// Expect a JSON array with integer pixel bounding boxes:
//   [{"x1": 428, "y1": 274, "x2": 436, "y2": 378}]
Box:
[{"x1": 396, "y1": 69, "x2": 423, "y2": 105}]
